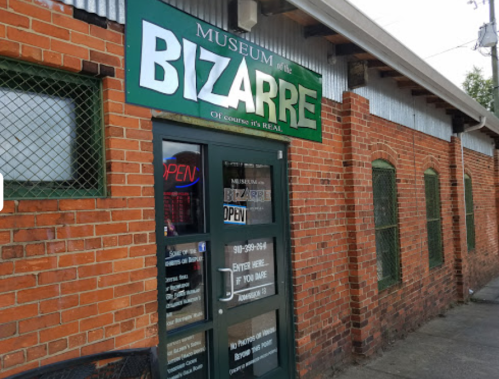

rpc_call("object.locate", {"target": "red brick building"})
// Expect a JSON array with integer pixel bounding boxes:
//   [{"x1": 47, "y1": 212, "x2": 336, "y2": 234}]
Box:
[{"x1": 0, "y1": 0, "x2": 498, "y2": 378}]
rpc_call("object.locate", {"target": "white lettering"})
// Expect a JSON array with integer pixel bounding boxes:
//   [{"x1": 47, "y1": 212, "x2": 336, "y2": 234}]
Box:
[
  {"x1": 249, "y1": 46, "x2": 260, "y2": 61},
  {"x1": 255, "y1": 70, "x2": 278, "y2": 123},
  {"x1": 198, "y1": 48, "x2": 231, "y2": 108},
  {"x1": 215, "y1": 31, "x2": 228, "y2": 47},
  {"x1": 140, "y1": 21, "x2": 181, "y2": 94},
  {"x1": 239, "y1": 42, "x2": 249, "y2": 56},
  {"x1": 138, "y1": 22, "x2": 318, "y2": 131},
  {"x1": 183, "y1": 38, "x2": 197, "y2": 101},
  {"x1": 228, "y1": 58, "x2": 255, "y2": 113},
  {"x1": 279, "y1": 79, "x2": 298, "y2": 128},
  {"x1": 261, "y1": 51, "x2": 273, "y2": 66},
  {"x1": 229, "y1": 37, "x2": 238, "y2": 52},
  {"x1": 196, "y1": 23, "x2": 213, "y2": 41},
  {"x1": 298, "y1": 84, "x2": 317, "y2": 129}
]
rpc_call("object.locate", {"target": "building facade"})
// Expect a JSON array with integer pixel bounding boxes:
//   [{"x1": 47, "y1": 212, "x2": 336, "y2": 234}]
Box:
[{"x1": 1, "y1": 0, "x2": 499, "y2": 378}]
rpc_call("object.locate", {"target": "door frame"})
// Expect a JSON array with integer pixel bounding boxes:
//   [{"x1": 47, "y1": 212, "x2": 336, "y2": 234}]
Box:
[{"x1": 152, "y1": 119, "x2": 296, "y2": 379}]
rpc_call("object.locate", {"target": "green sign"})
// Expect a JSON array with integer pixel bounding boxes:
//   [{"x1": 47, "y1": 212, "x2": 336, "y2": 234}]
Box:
[{"x1": 125, "y1": 0, "x2": 322, "y2": 142}]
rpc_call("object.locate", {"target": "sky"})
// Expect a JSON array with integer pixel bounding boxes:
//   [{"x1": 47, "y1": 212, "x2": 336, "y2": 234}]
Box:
[{"x1": 347, "y1": 0, "x2": 496, "y2": 88}]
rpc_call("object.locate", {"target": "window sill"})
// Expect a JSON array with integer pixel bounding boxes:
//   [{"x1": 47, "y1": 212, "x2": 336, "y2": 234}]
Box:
[{"x1": 429, "y1": 261, "x2": 444, "y2": 270}]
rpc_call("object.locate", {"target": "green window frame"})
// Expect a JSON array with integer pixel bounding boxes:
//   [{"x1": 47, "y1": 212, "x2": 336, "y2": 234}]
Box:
[
  {"x1": 464, "y1": 173, "x2": 476, "y2": 250},
  {"x1": 424, "y1": 168, "x2": 443, "y2": 268},
  {"x1": 0, "y1": 57, "x2": 105, "y2": 199},
  {"x1": 372, "y1": 159, "x2": 400, "y2": 290}
]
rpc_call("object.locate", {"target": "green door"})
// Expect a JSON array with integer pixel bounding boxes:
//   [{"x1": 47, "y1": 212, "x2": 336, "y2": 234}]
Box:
[{"x1": 153, "y1": 121, "x2": 294, "y2": 379}]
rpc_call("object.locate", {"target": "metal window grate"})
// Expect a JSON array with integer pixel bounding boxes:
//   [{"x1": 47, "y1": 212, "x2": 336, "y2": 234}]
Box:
[
  {"x1": 0, "y1": 57, "x2": 105, "y2": 199},
  {"x1": 372, "y1": 160, "x2": 400, "y2": 290},
  {"x1": 464, "y1": 174, "x2": 475, "y2": 250},
  {"x1": 424, "y1": 169, "x2": 443, "y2": 268},
  {"x1": 5, "y1": 348, "x2": 158, "y2": 379}
]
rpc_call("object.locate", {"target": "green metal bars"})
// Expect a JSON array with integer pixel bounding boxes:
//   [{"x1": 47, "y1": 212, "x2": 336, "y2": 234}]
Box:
[
  {"x1": 372, "y1": 159, "x2": 400, "y2": 290},
  {"x1": 0, "y1": 57, "x2": 105, "y2": 199},
  {"x1": 424, "y1": 169, "x2": 443, "y2": 268},
  {"x1": 464, "y1": 174, "x2": 476, "y2": 250}
]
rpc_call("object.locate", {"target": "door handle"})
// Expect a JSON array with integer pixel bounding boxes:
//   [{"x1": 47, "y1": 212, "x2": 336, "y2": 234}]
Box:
[{"x1": 218, "y1": 268, "x2": 235, "y2": 302}]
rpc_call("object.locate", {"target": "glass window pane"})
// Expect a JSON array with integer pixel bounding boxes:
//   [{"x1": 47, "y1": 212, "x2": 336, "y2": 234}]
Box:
[
  {"x1": 165, "y1": 241, "x2": 207, "y2": 331},
  {"x1": 467, "y1": 214, "x2": 476, "y2": 250},
  {"x1": 464, "y1": 177, "x2": 475, "y2": 250},
  {"x1": 0, "y1": 88, "x2": 76, "y2": 181},
  {"x1": 465, "y1": 178, "x2": 473, "y2": 215},
  {"x1": 223, "y1": 162, "x2": 273, "y2": 225},
  {"x1": 425, "y1": 173, "x2": 443, "y2": 267},
  {"x1": 428, "y1": 220, "x2": 442, "y2": 266},
  {"x1": 167, "y1": 332, "x2": 208, "y2": 378},
  {"x1": 373, "y1": 169, "x2": 395, "y2": 227},
  {"x1": 163, "y1": 141, "x2": 205, "y2": 235},
  {"x1": 225, "y1": 238, "x2": 276, "y2": 309},
  {"x1": 373, "y1": 165, "x2": 399, "y2": 288},
  {"x1": 228, "y1": 311, "x2": 279, "y2": 378},
  {"x1": 424, "y1": 175, "x2": 438, "y2": 220},
  {"x1": 376, "y1": 227, "x2": 398, "y2": 282}
]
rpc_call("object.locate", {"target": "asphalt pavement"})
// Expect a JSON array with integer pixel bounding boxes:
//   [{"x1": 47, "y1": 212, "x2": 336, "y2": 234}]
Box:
[{"x1": 332, "y1": 276, "x2": 499, "y2": 379}]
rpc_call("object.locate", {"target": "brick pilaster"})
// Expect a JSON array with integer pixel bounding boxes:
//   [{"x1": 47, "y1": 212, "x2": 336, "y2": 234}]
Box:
[
  {"x1": 449, "y1": 136, "x2": 469, "y2": 301},
  {"x1": 342, "y1": 92, "x2": 380, "y2": 356},
  {"x1": 495, "y1": 149, "x2": 499, "y2": 258}
]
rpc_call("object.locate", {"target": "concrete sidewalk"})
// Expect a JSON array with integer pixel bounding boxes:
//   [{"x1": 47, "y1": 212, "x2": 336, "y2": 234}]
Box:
[{"x1": 331, "y1": 277, "x2": 499, "y2": 379}]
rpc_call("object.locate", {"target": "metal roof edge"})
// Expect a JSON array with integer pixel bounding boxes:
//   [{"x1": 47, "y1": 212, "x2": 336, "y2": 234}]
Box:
[{"x1": 289, "y1": 0, "x2": 499, "y2": 136}]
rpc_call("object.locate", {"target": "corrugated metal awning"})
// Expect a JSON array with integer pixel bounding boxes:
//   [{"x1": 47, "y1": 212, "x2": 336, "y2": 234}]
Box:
[
  {"x1": 56, "y1": 0, "x2": 499, "y2": 138},
  {"x1": 58, "y1": 0, "x2": 125, "y2": 24}
]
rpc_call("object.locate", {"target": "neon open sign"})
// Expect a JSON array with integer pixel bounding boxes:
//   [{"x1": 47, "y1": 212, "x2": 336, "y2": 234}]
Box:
[{"x1": 163, "y1": 158, "x2": 200, "y2": 188}]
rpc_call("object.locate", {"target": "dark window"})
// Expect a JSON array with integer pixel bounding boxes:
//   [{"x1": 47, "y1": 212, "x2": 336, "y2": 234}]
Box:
[
  {"x1": 0, "y1": 58, "x2": 105, "y2": 199},
  {"x1": 162, "y1": 140, "x2": 205, "y2": 236},
  {"x1": 223, "y1": 162, "x2": 273, "y2": 225},
  {"x1": 424, "y1": 168, "x2": 443, "y2": 268},
  {"x1": 372, "y1": 159, "x2": 400, "y2": 289},
  {"x1": 464, "y1": 174, "x2": 475, "y2": 250}
]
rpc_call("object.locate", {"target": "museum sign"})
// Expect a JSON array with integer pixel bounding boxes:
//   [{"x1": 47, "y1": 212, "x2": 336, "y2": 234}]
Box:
[{"x1": 126, "y1": 0, "x2": 323, "y2": 142}]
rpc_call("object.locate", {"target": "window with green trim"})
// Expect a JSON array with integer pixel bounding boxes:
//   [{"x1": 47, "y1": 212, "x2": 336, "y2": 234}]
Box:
[
  {"x1": 464, "y1": 174, "x2": 476, "y2": 250},
  {"x1": 372, "y1": 159, "x2": 400, "y2": 289},
  {"x1": 424, "y1": 168, "x2": 443, "y2": 268},
  {"x1": 0, "y1": 57, "x2": 105, "y2": 199}
]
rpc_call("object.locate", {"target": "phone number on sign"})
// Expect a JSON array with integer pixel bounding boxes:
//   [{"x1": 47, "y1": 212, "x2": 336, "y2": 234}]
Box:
[{"x1": 233, "y1": 242, "x2": 267, "y2": 254}]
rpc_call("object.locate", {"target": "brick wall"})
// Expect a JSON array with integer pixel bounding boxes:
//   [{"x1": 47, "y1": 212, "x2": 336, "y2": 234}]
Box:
[
  {"x1": 368, "y1": 112, "x2": 457, "y2": 341},
  {"x1": 0, "y1": 1, "x2": 157, "y2": 377},
  {"x1": 464, "y1": 148, "x2": 499, "y2": 290},
  {"x1": 341, "y1": 93, "x2": 379, "y2": 357},
  {"x1": 292, "y1": 93, "x2": 499, "y2": 379},
  {"x1": 1, "y1": 1, "x2": 499, "y2": 378},
  {"x1": 289, "y1": 98, "x2": 351, "y2": 378}
]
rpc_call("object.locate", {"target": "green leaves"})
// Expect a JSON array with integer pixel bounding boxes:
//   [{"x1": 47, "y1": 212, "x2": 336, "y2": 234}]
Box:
[{"x1": 462, "y1": 66, "x2": 494, "y2": 112}]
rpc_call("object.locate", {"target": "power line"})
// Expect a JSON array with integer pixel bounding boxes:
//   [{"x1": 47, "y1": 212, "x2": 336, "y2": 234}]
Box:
[
  {"x1": 424, "y1": 39, "x2": 477, "y2": 59},
  {"x1": 468, "y1": 0, "x2": 489, "y2": 10}
]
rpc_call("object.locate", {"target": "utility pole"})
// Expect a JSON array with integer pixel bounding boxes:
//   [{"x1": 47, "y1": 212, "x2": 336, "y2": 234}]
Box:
[{"x1": 490, "y1": 0, "x2": 499, "y2": 116}]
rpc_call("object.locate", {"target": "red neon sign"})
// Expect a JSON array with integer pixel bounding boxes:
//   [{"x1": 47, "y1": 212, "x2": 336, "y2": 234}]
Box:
[{"x1": 163, "y1": 163, "x2": 200, "y2": 188}]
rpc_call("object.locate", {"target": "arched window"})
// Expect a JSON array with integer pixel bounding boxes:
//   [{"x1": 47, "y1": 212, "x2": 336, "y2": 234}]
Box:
[
  {"x1": 464, "y1": 174, "x2": 475, "y2": 250},
  {"x1": 424, "y1": 169, "x2": 443, "y2": 267},
  {"x1": 372, "y1": 159, "x2": 400, "y2": 289}
]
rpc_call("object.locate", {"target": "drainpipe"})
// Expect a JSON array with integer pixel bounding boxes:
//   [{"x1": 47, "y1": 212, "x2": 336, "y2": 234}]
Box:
[
  {"x1": 458, "y1": 117, "x2": 486, "y2": 178},
  {"x1": 462, "y1": 116, "x2": 487, "y2": 133},
  {"x1": 457, "y1": 116, "x2": 486, "y2": 277},
  {"x1": 459, "y1": 117, "x2": 486, "y2": 172}
]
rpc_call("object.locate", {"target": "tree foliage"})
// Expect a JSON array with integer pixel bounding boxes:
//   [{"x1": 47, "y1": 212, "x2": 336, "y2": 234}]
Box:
[{"x1": 462, "y1": 66, "x2": 494, "y2": 112}]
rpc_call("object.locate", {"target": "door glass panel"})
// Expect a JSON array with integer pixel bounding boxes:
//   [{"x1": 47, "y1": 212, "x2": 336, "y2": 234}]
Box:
[
  {"x1": 165, "y1": 241, "x2": 207, "y2": 331},
  {"x1": 225, "y1": 238, "x2": 275, "y2": 308},
  {"x1": 228, "y1": 312, "x2": 279, "y2": 378},
  {"x1": 223, "y1": 162, "x2": 273, "y2": 225},
  {"x1": 163, "y1": 141, "x2": 204, "y2": 236},
  {"x1": 167, "y1": 332, "x2": 208, "y2": 378}
]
